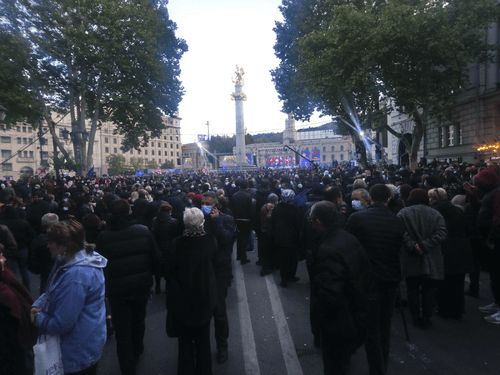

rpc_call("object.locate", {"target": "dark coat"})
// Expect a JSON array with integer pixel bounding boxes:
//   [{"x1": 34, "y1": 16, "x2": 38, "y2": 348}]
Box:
[
  {"x1": 270, "y1": 202, "x2": 301, "y2": 249},
  {"x1": 166, "y1": 234, "x2": 218, "y2": 327},
  {"x1": 132, "y1": 197, "x2": 149, "y2": 225},
  {"x1": 95, "y1": 215, "x2": 161, "y2": 297},
  {"x1": 431, "y1": 200, "x2": 474, "y2": 275},
  {"x1": 0, "y1": 209, "x2": 36, "y2": 251},
  {"x1": 152, "y1": 212, "x2": 181, "y2": 278},
  {"x1": 346, "y1": 203, "x2": 406, "y2": 286},
  {"x1": 230, "y1": 189, "x2": 253, "y2": 220},
  {"x1": 203, "y1": 212, "x2": 236, "y2": 282},
  {"x1": 26, "y1": 233, "x2": 54, "y2": 279},
  {"x1": 311, "y1": 227, "x2": 372, "y2": 342}
]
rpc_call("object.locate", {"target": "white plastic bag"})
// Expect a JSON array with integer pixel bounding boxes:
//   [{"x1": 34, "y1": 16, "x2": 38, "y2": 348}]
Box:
[{"x1": 33, "y1": 335, "x2": 63, "y2": 375}]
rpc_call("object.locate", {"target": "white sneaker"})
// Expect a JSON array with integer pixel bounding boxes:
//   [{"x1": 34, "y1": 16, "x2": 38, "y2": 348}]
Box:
[
  {"x1": 478, "y1": 303, "x2": 499, "y2": 314},
  {"x1": 484, "y1": 311, "x2": 500, "y2": 324}
]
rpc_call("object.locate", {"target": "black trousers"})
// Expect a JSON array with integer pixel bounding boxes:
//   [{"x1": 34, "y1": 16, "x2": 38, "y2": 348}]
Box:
[
  {"x1": 437, "y1": 273, "x2": 466, "y2": 319},
  {"x1": 214, "y1": 277, "x2": 229, "y2": 351},
  {"x1": 236, "y1": 220, "x2": 252, "y2": 261},
  {"x1": 109, "y1": 294, "x2": 149, "y2": 375},
  {"x1": 277, "y1": 246, "x2": 298, "y2": 282},
  {"x1": 365, "y1": 286, "x2": 398, "y2": 375},
  {"x1": 65, "y1": 363, "x2": 98, "y2": 375},
  {"x1": 320, "y1": 330, "x2": 358, "y2": 375},
  {"x1": 406, "y1": 276, "x2": 437, "y2": 319},
  {"x1": 176, "y1": 320, "x2": 212, "y2": 375}
]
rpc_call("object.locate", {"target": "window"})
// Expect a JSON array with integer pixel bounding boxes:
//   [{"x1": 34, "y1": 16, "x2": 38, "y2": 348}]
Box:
[
  {"x1": 340, "y1": 154, "x2": 344, "y2": 161},
  {"x1": 17, "y1": 150, "x2": 21, "y2": 156},
  {"x1": 159, "y1": 159, "x2": 162, "y2": 164},
  {"x1": 151, "y1": 142, "x2": 154, "y2": 147},
  {"x1": 113, "y1": 138, "x2": 117, "y2": 144},
  {"x1": 105, "y1": 137, "x2": 109, "y2": 143},
  {"x1": 40, "y1": 138, "x2": 48, "y2": 145},
  {"x1": 177, "y1": 152, "x2": 179, "y2": 156},
  {"x1": 23, "y1": 138, "x2": 27, "y2": 144},
  {"x1": 1, "y1": 150, "x2": 11, "y2": 158},
  {"x1": 322, "y1": 146, "x2": 326, "y2": 152},
  {"x1": 22, "y1": 126, "x2": 27, "y2": 132},
  {"x1": 16, "y1": 126, "x2": 21, "y2": 132},
  {"x1": 40, "y1": 151, "x2": 47, "y2": 159},
  {"x1": 1, "y1": 137, "x2": 11, "y2": 143},
  {"x1": 130, "y1": 149, "x2": 133, "y2": 154},
  {"x1": 331, "y1": 154, "x2": 335, "y2": 161},
  {"x1": 106, "y1": 156, "x2": 110, "y2": 162},
  {"x1": 145, "y1": 150, "x2": 148, "y2": 155},
  {"x1": 170, "y1": 136, "x2": 173, "y2": 141},
  {"x1": 28, "y1": 127, "x2": 32, "y2": 133},
  {"x1": 340, "y1": 145, "x2": 344, "y2": 151},
  {"x1": 104, "y1": 128, "x2": 109, "y2": 134},
  {"x1": 145, "y1": 158, "x2": 149, "y2": 163},
  {"x1": 17, "y1": 137, "x2": 21, "y2": 144},
  {"x1": 114, "y1": 148, "x2": 118, "y2": 153},
  {"x1": 171, "y1": 151, "x2": 174, "y2": 156},
  {"x1": 458, "y1": 124, "x2": 462, "y2": 145},
  {"x1": 23, "y1": 151, "x2": 28, "y2": 158},
  {"x1": 448, "y1": 125, "x2": 454, "y2": 146},
  {"x1": 440, "y1": 127, "x2": 448, "y2": 147},
  {"x1": 176, "y1": 136, "x2": 179, "y2": 141},
  {"x1": 323, "y1": 155, "x2": 326, "y2": 161},
  {"x1": 152, "y1": 150, "x2": 155, "y2": 156},
  {"x1": 105, "y1": 147, "x2": 109, "y2": 153},
  {"x1": 29, "y1": 138, "x2": 33, "y2": 143},
  {"x1": 2, "y1": 163, "x2": 12, "y2": 171},
  {"x1": 331, "y1": 146, "x2": 335, "y2": 151},
  {"x1": 164, "y1": 143, "x2": 167, "y2": 148},
  {"x1": 176, "y1": 144, "x2": 179, "y2": 149}
]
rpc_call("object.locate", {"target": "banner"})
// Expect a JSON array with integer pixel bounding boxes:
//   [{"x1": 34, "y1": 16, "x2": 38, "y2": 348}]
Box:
[
  {"x1": 245, "y1": 153, "x2": 252, "y2": 165},
  {"x1": 301, "y1": 150, "x2": 310, "y2": 168}
]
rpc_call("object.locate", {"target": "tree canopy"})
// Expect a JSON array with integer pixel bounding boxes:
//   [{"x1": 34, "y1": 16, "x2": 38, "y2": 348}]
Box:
[
  {"x1": 1, "y1": 0, "x2": 187, "y2": 174},
  {"x1": 272, "y1": 0, "x2": 500, "y2": 168}
]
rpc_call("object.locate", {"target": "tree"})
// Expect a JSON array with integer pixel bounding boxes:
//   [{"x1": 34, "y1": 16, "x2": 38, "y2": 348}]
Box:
[
  {"x1": 208, "y1": 135, "x2": 235, "y2": 154},
  {"x1": 273, "y1": 0, "x2": 500, "y2": 169},
  {"x1": 107, "y1": 154, "x2": 127, "y2": 176},
  {"x1": 0, "y1": 30, "x2": 42, "y2": 125},
  {"x1": 129, "y1": 157, "x2": 145, "y2": 172},
  {"x1": 161, "y1": 160, "x2": 175, "y2": 169},
  {"x1": 146, "y1": 159, "x2": 159, "y2": 170},
  {"x1": 2, "y1": 0, "x2": 187, "y2": 174}
]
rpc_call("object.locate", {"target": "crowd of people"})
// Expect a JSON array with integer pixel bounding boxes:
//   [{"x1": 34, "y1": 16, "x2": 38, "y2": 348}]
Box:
[{"x1": 0, "y1": 157, "x2": 499, "y2": 375}]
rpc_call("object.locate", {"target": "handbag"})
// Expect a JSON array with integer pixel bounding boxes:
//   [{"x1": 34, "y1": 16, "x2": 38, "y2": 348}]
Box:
[{"x1": 33, "y1": 334, "x2": 64, "y2": 375}]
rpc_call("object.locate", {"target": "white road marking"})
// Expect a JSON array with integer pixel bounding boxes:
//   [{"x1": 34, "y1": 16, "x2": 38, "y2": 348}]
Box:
[{"x1": 265, "y1": 274, "x2": 304, "y2": 375}]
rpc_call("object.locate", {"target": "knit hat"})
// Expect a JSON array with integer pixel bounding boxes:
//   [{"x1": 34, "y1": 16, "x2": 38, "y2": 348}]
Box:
[
  {"x1": 268, "y1": 193, "x2": 278, "y2": 203},
  {"x1": 281, "y1": 189, "x2": 295, "y2": 204},
  {"x1": 475, "y1": 167, "x2": 500, "y2": 191}
]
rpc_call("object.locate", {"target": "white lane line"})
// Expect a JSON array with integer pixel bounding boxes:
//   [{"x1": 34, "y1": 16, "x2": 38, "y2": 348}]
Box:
[
  {"x1": 233, "y1": 251, "x2": 260, "y2": 375},
  {"x1": 265, "y1": 275, "x2": 304, "y2": 375}
]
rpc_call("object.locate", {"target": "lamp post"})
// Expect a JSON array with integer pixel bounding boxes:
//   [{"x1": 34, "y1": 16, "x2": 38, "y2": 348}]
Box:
[{"x1": 70, "y1": 123, "x2": 89, "y2": 175}]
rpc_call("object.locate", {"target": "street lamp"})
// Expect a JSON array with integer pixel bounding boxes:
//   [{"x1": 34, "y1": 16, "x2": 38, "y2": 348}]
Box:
[{"x1": 0, "y1": 105, "x2": 6, "y2": 122}]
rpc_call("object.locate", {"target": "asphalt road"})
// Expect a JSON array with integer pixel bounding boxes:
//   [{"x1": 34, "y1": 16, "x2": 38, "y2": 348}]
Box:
[{"x1": 27, "y1": 244, "x2": 500, "y2": 375}]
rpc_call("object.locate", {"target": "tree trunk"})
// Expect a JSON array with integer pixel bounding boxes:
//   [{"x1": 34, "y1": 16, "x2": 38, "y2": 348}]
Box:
[{"x1": 409, "y1": 109, "x2": 426, "y2": 171}]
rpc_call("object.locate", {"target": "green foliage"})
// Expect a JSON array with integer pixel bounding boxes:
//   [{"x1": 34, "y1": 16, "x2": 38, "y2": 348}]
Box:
[
  {"x1": 273, "y1": 0, "x2": 500, "y2": 168},
  {"x1": 1, "y1": 0, "x2": 187, "y2": 172},
  {"x1": 51, "y1": 152, "x2": 80, "y2": 173},
  {"x1": 0, "y1": 30, "x2": 42, "y2": 126},
  {"x1": 108, "y1": 154, "x2": 128, "y2": 176},
  {"x1": 208, "y1": 135, "x2": 235, "y2": 154},
  {"x1": 146, "y1": 159, "x2": 159, "y2": 170},
  {"x1": 161, "y1": 160, "x2": 175, "y2": 169},
  {"x1": 129, "y1": 157, "x2": 145, "y2": 171}
]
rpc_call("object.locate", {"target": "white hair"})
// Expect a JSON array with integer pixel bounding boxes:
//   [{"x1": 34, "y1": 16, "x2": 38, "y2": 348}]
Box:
[{"x1": 183, "y1": 207, "x2": 205, "y2": 231}]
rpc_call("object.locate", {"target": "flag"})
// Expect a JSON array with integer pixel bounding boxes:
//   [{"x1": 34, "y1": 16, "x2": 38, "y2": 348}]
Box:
[
  {"x1": 87, "y1": 166, "x2": 94, "y2": 178},
  {"x1": 35, "y1": 166, "x2": 46, "y2": 178}
]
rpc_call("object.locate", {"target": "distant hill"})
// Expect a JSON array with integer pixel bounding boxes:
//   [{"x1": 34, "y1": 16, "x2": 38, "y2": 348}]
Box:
[{"x1": 297, "y1": 121, "x2": 339, "y2": 132}]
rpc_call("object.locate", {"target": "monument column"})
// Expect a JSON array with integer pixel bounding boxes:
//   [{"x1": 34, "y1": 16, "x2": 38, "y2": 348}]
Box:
[{"x1": 231, "y1": 65, "x2": 247, "y2": 168}]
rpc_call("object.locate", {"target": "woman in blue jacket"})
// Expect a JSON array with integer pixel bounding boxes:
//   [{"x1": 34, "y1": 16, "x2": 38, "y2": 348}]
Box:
[{"x1": 31, "y1": 220, "x2": 107, "y2": 375}]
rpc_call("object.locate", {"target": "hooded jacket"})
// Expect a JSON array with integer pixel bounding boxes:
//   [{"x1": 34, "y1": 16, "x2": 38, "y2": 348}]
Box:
[{"x1": 33, "y1": 249, "x2": 107, "y2": 373}]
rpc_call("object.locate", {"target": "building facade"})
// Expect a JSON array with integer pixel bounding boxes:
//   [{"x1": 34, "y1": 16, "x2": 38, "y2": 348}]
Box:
[{"x1": 0, "y1": 114, "x2": 182, "y2": 179}]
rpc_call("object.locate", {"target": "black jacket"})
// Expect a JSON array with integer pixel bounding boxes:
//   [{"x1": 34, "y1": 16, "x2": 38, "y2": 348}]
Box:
[
  {"x1": 95, "y1": 215, "x2": 161, "y2": 297},
  {"x1": 152, "y1": 212, "x2": 181, "y2": 278},
  {"x1": 26, "y1": 233, "x2": 54, "y2": 279},
  {"x1": 346, "y1": 203, "x2": 406, "y2": 286},
  {"x1": 311, "y1": 227, "x2": 372, "y2": 342},
  {"x1": 231, "y1": 189, "x2": 253, "y2": 221},
  {"x1": 270, "y1": 202, "x2": 301, "y2": 249}
]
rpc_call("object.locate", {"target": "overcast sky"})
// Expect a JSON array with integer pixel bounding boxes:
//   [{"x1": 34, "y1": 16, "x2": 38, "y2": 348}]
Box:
[{"x1": 167, "y1": 0, "x2": 327, "y2": 143}]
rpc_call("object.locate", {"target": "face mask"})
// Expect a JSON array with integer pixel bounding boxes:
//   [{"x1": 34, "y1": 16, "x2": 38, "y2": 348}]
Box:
[
  {"x1": 213, "y1": 187, "x2": 217, "y2": 191},
  {"x1": 190, "y1": 185, "x2": 194, "y2": 189},
  {"x1": 352, "y1": 200, "x2": 364, "y2": 211},
  {"x1": 231, "y1": 184, "x2": 236, "y2": 188},
  {"x1": 201, "y1": 205, "x2": 212, "y2": 215},
  {"x1": 298, "y1": 184, "x2": 303, "y2": 189},
  {"x1": 63, "y1": 207, "x2": 69, "y2": 211},
  {"x1": 63, "y1": 198, "x2": 68, "y2": 202},
  {"x1": 188, "y1": 199, "x2": 193, "y2": 205},
  {"x1": 278, "y1": 184, "x2": 282, "y2": 189}
]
